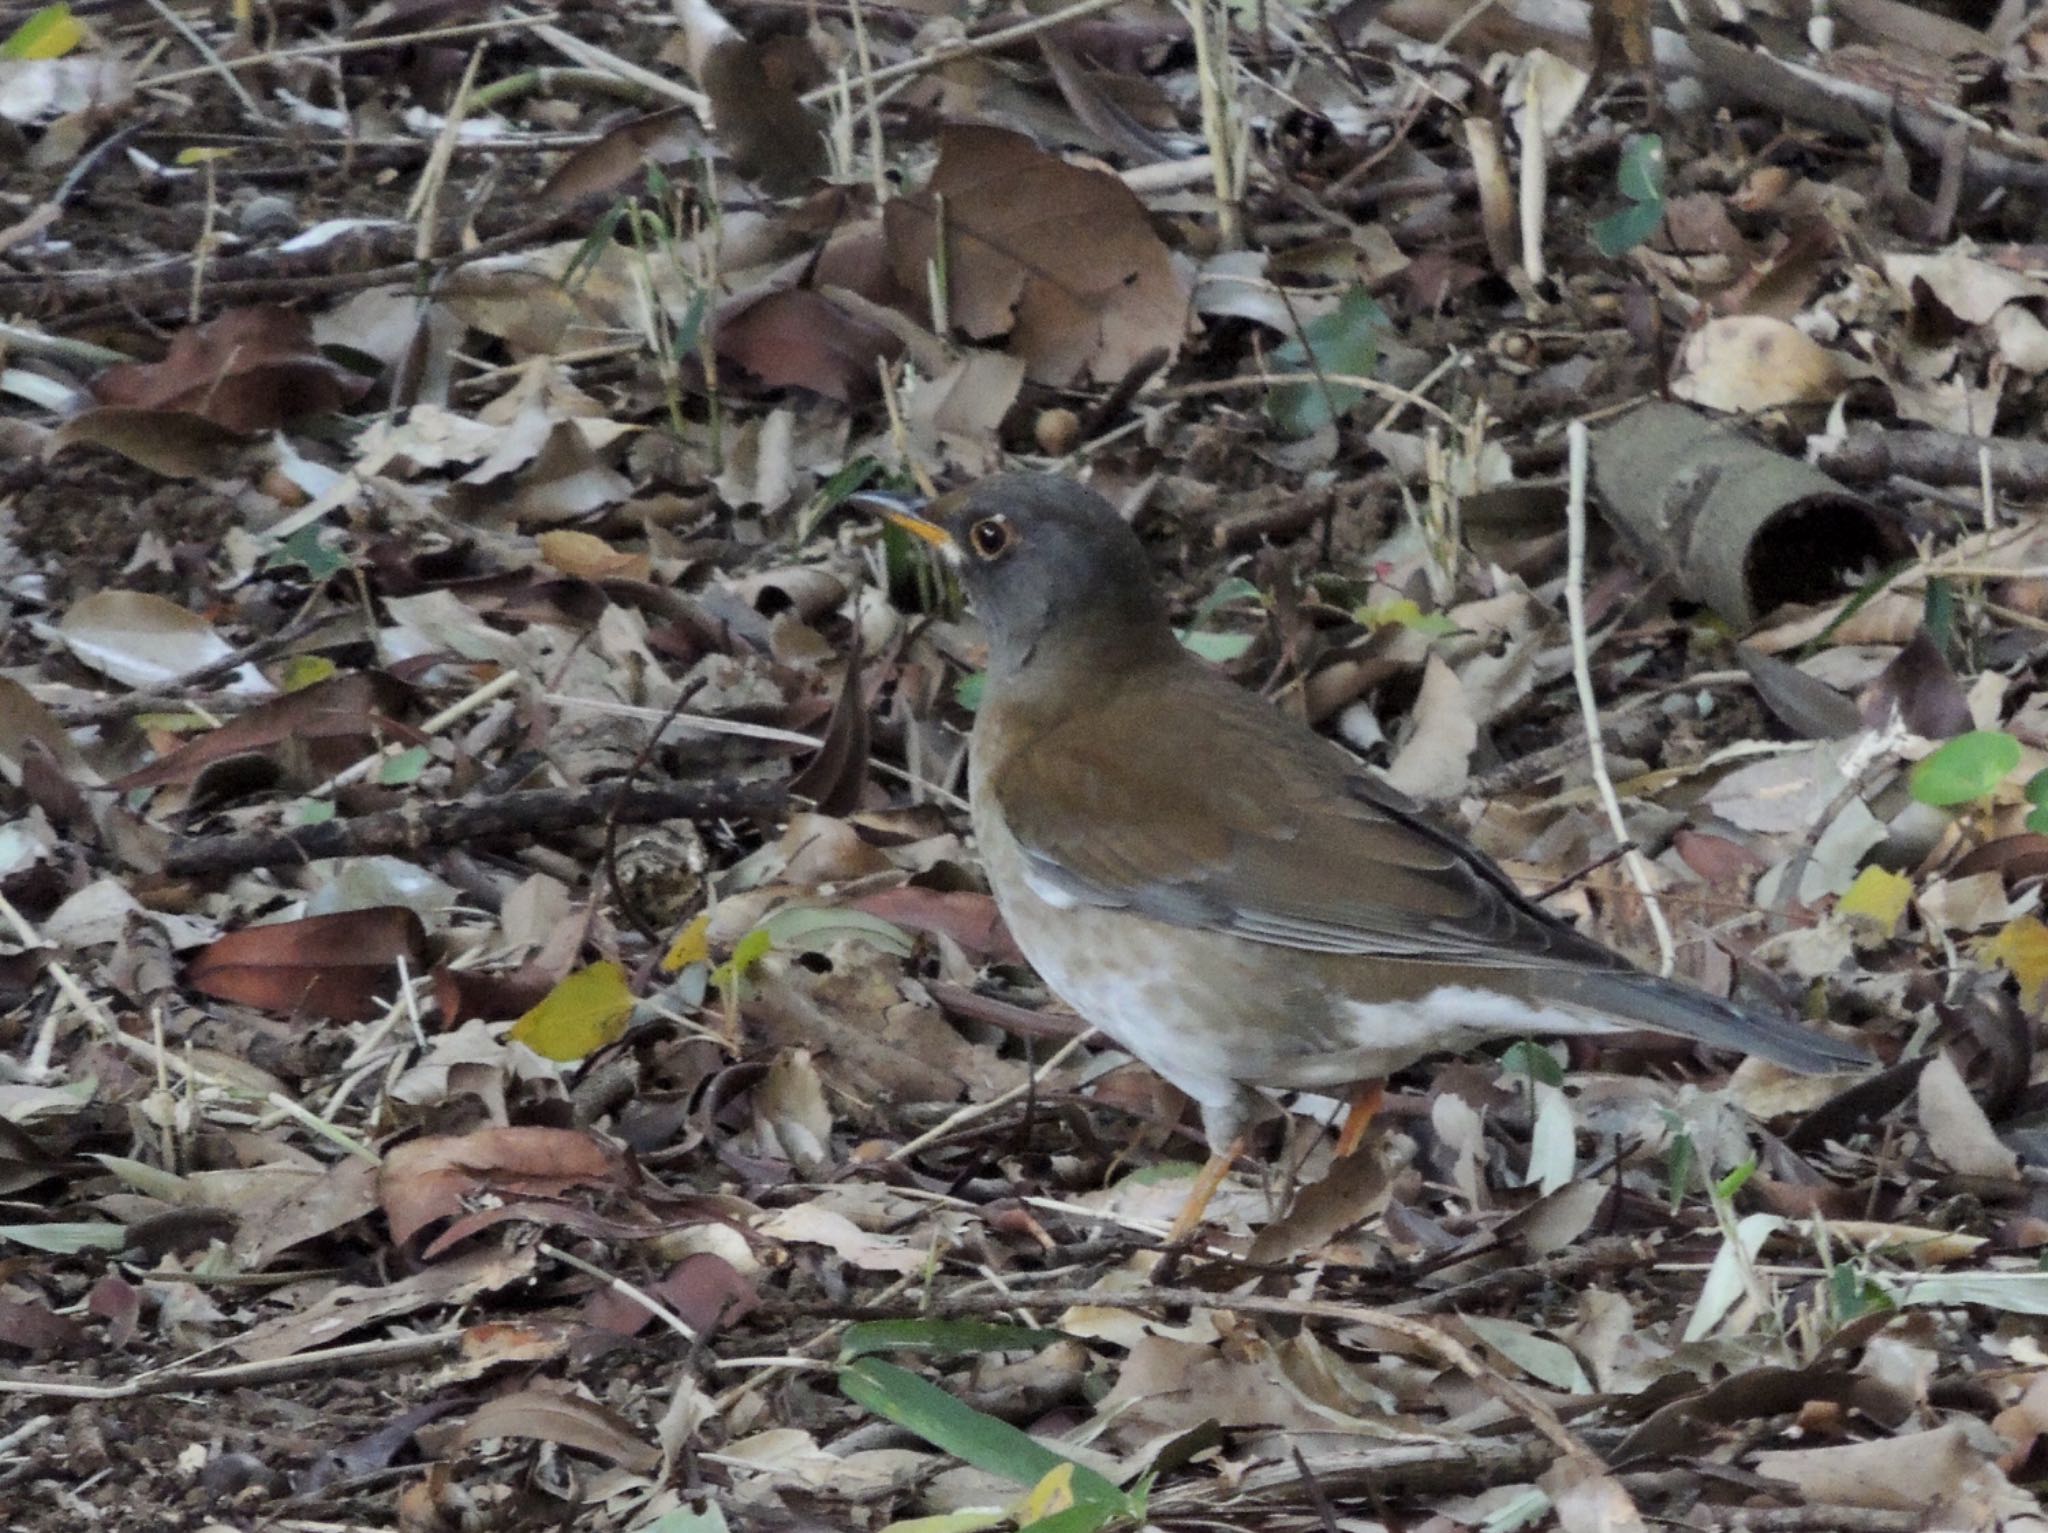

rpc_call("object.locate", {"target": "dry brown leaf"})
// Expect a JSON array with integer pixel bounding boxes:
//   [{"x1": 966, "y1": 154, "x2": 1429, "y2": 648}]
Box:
[
  {"x1": 883, "y1": 124, "x2": 1187, "y2": 386},
  {"x1": 459, "y1": 1383, "x2": 659, "y2": 1473},
  {"x1": 717, "y1": 287, "x2": 904, "y2": 403},
  {"x1": 186, "y1": 907, "x2": 428, "y2": 1023},
  {"x1": 378, "y1": 1126, "x2": 632, "y2": 1248},
  {"x1": 91, "y1": 306, "x2": 369, "y2": 432}
]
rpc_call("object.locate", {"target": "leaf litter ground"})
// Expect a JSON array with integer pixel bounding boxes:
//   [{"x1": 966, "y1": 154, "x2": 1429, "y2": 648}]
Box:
[{"x1": 5, "y1": 1, "x2": 2048, "y2": 1530}]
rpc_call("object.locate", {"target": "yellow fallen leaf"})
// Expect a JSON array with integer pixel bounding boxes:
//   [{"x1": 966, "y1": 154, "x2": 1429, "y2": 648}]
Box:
[
  {"x1": 1983, "y1": 916, "x2": 2048, "y2": 1006},
  {"x1": 280, "y1": 655, "x2": 336, "y2": 691},
  {"x1": 662, "y1": 910, "x2": 711, "y2": 973},
  {"x1": 1013, "y1": 1462, "x2": 1076, "y2": 1524},
  {"x1": 538, "y1": 529, "x2": 650, "y2": 582},
  {"x1": 1837, "y1": 865, "x2": 1911, "y2": 940},
  {"x1": 508, "y1": 961, "x2": 634, "y2": 1062}
]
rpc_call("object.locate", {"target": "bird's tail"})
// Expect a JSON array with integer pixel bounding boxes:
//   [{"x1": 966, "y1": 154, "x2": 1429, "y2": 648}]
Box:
[{"x1": 1540, "y1": 968, "x2": 1872, "y2": 1075}]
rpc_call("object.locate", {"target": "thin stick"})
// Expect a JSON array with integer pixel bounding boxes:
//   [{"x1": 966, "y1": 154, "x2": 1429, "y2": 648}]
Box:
[
  {"x1": 142, "y1": 16, "x2": 533, "y2": 89},
  {"x1": 140, "y1": 0, "x2": 268, "y2": 119},
  {"x1": 528, "y1": 23, "x2": 710, "y2": 114},
  {"x1": 796, "y1": 0, "x2": 1133, "y2": 104},
  {"x1": 885, "y1": 1032, "x2": 1094, "y2": 1162},
  {"x1": 1565, "y1": 422, "x2": 1676, "y2": 975},
  {"x1": 1158, "y1": 370, "x2": 1458, "y2": 427}
]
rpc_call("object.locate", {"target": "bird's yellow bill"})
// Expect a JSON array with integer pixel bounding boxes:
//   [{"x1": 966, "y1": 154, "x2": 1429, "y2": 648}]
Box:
[
  {"x1": 848, "y1": 488, "x2": 954, "y2": 549},
  {"x1": 878, "y1": 506, "x2": 952, "y2": 549}
]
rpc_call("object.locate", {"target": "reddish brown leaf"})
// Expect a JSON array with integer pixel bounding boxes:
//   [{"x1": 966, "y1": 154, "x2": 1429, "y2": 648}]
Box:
[
  {"x1": 848, "y1": 886, "x2": 1025, "y2": 964},
  {"x1": 378, "y1": 1127, "x2": 630, "y2": 1248},
  {"x1": 883, "y1": 124, "x2": 1186, "y2": 386},
  {"x1": 716, "y1": 287, "x2": 903, "y2": 402},
  {"x1": 113, "y1": 673, "x2": 414, "y2": 791},
  {"x1": 93, "y1": 306, "x2": 370, "y2": 433},
  {"x1": 186, "y1": 907, "x2": 427, "y2": 1023},
  {"x1": 457, "y1": 1383, "x2": 659, "y2": 1472}
]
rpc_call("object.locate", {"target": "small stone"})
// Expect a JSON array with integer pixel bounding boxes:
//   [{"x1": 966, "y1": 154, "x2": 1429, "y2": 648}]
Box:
[
  {"x1": 1034, "y1": 407, "x2": 1080, "y2": 457},
  {"x1": 239, "y1": 195, "x2": 297, "y2": 240}
]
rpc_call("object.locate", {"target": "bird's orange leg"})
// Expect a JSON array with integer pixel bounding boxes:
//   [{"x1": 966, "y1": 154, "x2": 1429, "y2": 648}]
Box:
[
  {"x1": 1333, "y1": 1078, "x2": 1386, "y2": 1159},
  {"x1": 1166, "y1": 1136, "x2": 1247, "y2": 1243}
]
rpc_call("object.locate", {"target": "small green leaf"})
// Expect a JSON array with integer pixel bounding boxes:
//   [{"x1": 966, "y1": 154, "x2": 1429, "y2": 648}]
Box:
[
  {"x1": 0, "y1": 1222, "x2": 128, "y2": 1253},
  {"x1": 954, "y1": 671, "x2": 986, "y2": 712},
  {"x1": 711, "y1": 926, "x2": 774, "y2": 998},
  {"x1": 295, "y1": 799, "x2": 338, "y2": 826},
  {"x1": 1923, "y1": 577, "x2": 1956, "y2": 659},
  {"x1": 838, "y1": 1360, "x2": 1131, "y2": 1512},
  {"x1": 1185, "y1": 575, "x2": 1264, "y2": 632},
  {"x1": 2, "y1": 3, "x2": 83, "y2": 59},
  {"x1": 1615, "y1": 132, "x2": 1665, "y2": 203},
  {"x1": 1020, "y1": 1505, "x2": 1122, "y2": 1533},
  {"x1": 264, "y1": 524, "x2": 348, "y2": 579},
  {"x1": 759, "y1": 904, "x2": 914, "y2": 958},
  {"x1": 1591, "y1": 135, "x2": 1666, "y2": 257},
  {"x1": 1176, "y1": 629, "x2": 1253, "y2": 663},
  {"x1": 1356, "y1": 598, "x2": 1460, "y2": 637},
  {"x1": 2030, "y1": 805, "x2": 2048, "y2": 837},
  {"x1": 843, "y1": 1319, "x2": 1066, "y2": 1362},
  {"x1": 1909, "y1": 730, "x2": 2022, "y2": 807},
  {"x1": 1499, "y1": 1039, "x2": 1563, "y2": 1088},
  {"x1": 2023, "y1": 769, "x2": 2048, "y2": 809},
  {"x1": 1264, "y1": 285, "x2": 1384, "y2": 439},
  {"x1": 1715, "y1": 1156, "x2": 1757, "y2": 1201},
  {"x1": 378, "y1": 745, "x2": 431, "y2": 786},
  {"x1": 1591, "y1": 199, "x2": 1664, "y2": 258},
  {"x1": 1665, "y1": 1127, "x2": 1695, "y2": 1211}
]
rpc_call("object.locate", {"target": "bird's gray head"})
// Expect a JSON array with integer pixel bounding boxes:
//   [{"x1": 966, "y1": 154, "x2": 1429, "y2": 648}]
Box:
[{"x1": 856, "y1": 473, "x2": 1175, "y2": 677}]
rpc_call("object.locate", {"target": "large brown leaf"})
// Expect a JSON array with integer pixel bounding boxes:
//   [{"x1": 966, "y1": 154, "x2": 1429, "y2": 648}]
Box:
[{"x1": 883, "y1": 124, "x2": 1187, "y2": 385}]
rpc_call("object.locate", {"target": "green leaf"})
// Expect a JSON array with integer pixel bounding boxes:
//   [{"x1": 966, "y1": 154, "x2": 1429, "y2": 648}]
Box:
[
  {"x1": 759, "y1": 904, "x2": 914, "y2": 958},
  {"x1": 1665, "y1": 1127, "x2": 1694, "y2": 1211},
  {"x1": 1356, "y1": 598, "x2": 1460, "y2": 637},
  {"x1": 378, "y1": 745, "x2": 431, "y2": 785},
  {"x1": 1499, "y1": 1039, "x2": 1563, "y2": 1088},
  {"x1": 839, "y1": 1360, "x2": 1132, "y2": 1513},
  {"x1": 954, "y1": 671, "x2": 986, "y2": 713},
  {"x1": 1264, "y1": 285, "x2": 1384, "y2": 439},
  {"x1": 265, "y1": 524, "x2": 349, "y2": 578},
  {"x1": 1615, "y1": 132, "x2": 1665, "y2": 203},
  {"x1": 1591, "y1": 199, "x2": 1664, "y2": 259},
  {"x1": 1923, "y1": 576, "x2": 1956, "y2": 659},
  {"x1": 295, "y1": 799, "x2": 338, "y2": 827},
  {"x1": 1176, "y1": 629, "x2": 1253, "y2": 663},
  {"x1": 2, "y1": 3, "x2": 83, "y2": 59},
  {"x1": 2030, "y1": 805, "x2": 2048, "y2": 837},
  {"x1": 1185, "y1": 575, "x2": 1264, "y2": 632},
  {"x1": 1592, "y1": 135, "x2": 1666, "y2": 257},
  {"x1": 841, "y1": 1319, "x2": 1065, "y2": 1362},
  {"x1": 1715, "y1": 1156, "x2": 1757, "y2": 1201},
  {"x1": 0, "y1": 1222, "x2": 128, "y2": 1254},
  {"x1": 1909, "y1": 730, "x2": 2022, "y2": 807},
  {"x1": 1020, "y1": 1505, "x2": 1123, "y2": 1533},
  {"x1": 711, "y1": 926, "x2": 774, "y2": 997},
  {"x1": 2023, "y1": 769, "x2": 2048, "y2": 809}
]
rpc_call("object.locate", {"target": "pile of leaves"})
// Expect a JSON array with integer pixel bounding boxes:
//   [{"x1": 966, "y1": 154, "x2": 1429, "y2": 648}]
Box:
[{"x1": 5, "y1": 0, "x2": 2048, "y2": 1528}]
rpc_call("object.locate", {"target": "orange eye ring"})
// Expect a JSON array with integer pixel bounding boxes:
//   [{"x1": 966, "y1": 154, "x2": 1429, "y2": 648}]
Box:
[{"x1": 969, "y1": 517, "x2": 1012, "y2": 558}]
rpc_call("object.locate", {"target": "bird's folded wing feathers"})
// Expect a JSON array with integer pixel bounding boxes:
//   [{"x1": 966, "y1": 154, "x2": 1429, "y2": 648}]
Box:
[{"x1": 989, "y1": 674, "x2": 1620, "y2": 971}]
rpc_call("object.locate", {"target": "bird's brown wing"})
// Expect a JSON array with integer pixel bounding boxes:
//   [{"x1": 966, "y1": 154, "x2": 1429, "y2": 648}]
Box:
[{"x1": 985, "y1": 663, "x2": 1622, "y2": 972}]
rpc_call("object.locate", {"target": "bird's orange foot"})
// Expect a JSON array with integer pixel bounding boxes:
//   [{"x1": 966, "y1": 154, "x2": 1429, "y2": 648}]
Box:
[
  {"x1": 1165, "y1": 1136, "x2": 1247, "y2": 1243},
  {"x1": 1333, "y1": 1078, "x2": 1386, "y2": 1159}
]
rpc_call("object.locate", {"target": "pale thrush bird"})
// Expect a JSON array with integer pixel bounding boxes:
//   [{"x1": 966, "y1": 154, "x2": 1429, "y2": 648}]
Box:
[{"x1": 856, "y1": 473, "x2": 1870, "y2": 1236}]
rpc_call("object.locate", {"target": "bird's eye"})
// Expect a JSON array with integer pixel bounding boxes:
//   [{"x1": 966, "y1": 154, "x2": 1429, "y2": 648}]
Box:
[{"x1": 968, "y1": 517, "x2": 1012, "y2": 558}]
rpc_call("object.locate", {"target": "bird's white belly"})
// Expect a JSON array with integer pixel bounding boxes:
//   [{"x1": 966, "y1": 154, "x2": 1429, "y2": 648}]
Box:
[{"x1": 970, "y1": 764, "x2": 1622, "y2": 1106}]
